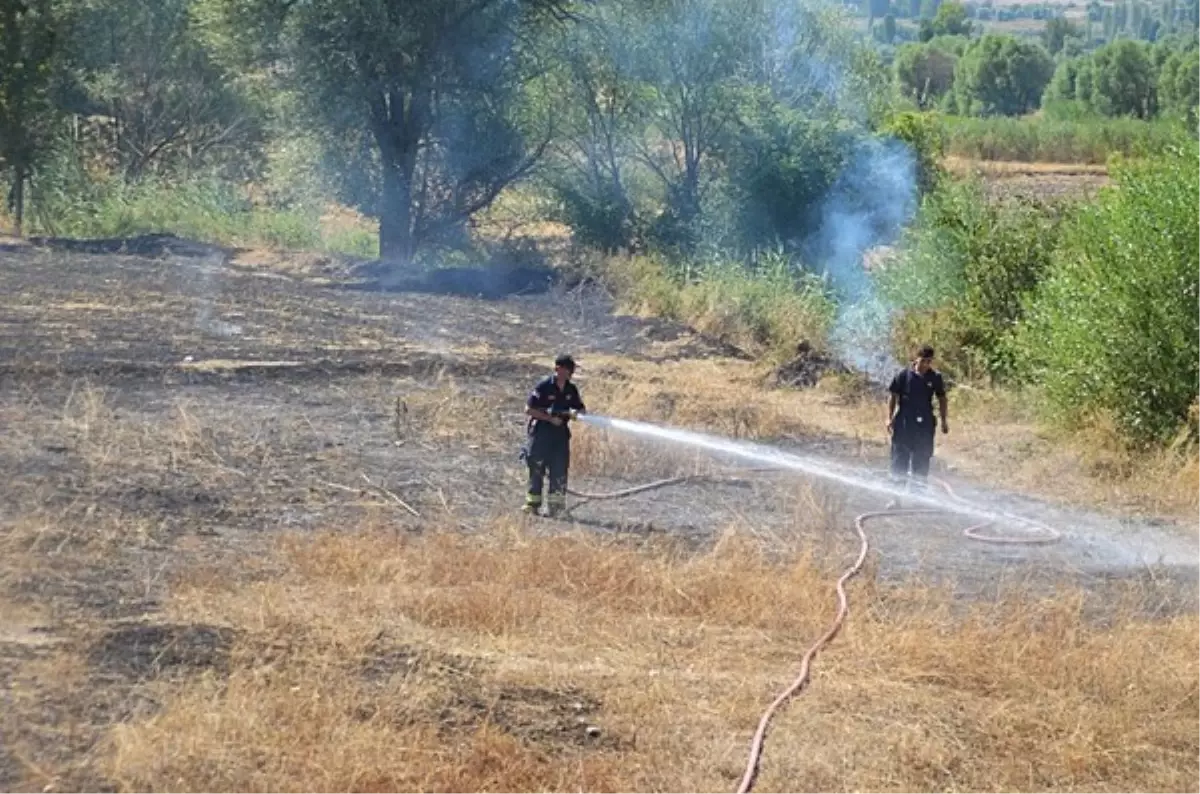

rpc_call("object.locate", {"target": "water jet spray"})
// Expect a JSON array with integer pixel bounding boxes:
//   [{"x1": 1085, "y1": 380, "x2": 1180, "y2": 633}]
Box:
[{"x1": 575, "y1": 412, "x2": 1056, "y2": 539}]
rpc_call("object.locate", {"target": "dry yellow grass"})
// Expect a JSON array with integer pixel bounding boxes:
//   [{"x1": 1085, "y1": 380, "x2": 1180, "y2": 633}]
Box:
[
  {"x1": 97, "y1": 520, "x2": 1198, "y2": 793},
  {"x1": 3, "y1": 343, "x2": 1195, "y2": 793},
  {"x1": 576, "y1": 357, "x2": 831, "y2": 441},
  {"x1": 943, "y1": 157, "x2": 1110, "y2": 177}
]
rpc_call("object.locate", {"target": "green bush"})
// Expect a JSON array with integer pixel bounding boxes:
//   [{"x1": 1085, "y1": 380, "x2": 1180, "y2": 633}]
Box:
[
  {"x1": 890, "y1": 303, "x2": 995, "y2": 382},
  {"x1": 605, "y1": 251, "x2": 835, "y2": 359},
  {"x1": 942, "y1": 114, "x2": 1185, "y2": 163},
  {"x1": 1080, "y1": 40, "x2": 1160, "y2": 119},
  {"x1": 1159, "y1": 47, "x2": 1200, "y2": 128},
  {"x1": 878, "y1": 178, "x2": 1065, "y2": 382},
  {"x1": 24, "y1": 155, "x2": 377, "y2": 256},
  {"x1": 951, "y1": 34, "x2": 1054, "y2": 117},
  {"x1": 1014, "y1": 142, "x2": 1199, "y2": 444},
  {"x1": 880, "y1": 110, "x2": 946, "y2": 194},
  {"x1": 721, "y1": 97, "x2": 849, "y2": 254},
  {"x1": 552, "y1": 180, "x2": 635, "y2": 253},
  {"x1": 893, "y1": 41, "x2": 960, "y2": 109}
]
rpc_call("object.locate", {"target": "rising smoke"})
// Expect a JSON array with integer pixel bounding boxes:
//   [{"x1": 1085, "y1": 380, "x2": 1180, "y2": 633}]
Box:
[
  {"x1": 780, "y1": 4, "x2": 919, "y2": 383},
  {"x1": 189, "y1": 252, "x2": 244, "y2": 338},
  {"x1": 815, "y1": 136, "x2": 917, "y2": 382},
  {"x1": 726, "y1": 0, "x2": 921, "y2": 381}
]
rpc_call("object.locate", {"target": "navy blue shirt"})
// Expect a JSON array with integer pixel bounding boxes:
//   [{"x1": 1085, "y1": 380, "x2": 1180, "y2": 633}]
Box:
[
  {"x1": 526, "y1": 375, "x2": 585, "y2": 435},
  {"x1": 889, "y1": 367, "x2": 945, "y2": 428}
]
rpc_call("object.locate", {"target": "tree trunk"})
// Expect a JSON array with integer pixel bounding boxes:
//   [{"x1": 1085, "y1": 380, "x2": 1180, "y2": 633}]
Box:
[
  {"x1": 680, "y1": 163, "x2": 701, "y2": 224},
  {"x1": 11, "y1": 167, "x2": 25, "y2": 237},
  {"x1": 379, "y1": 162, "x2": 415, "y2": 265},
  {"x1": 373, "y1": 86, "x2": 426, "y2": 267}
]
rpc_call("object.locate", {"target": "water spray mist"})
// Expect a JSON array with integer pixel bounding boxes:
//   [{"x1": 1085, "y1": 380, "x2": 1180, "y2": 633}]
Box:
[{"x1": 576, "y1": 412, "x2": 1053, "y2": 536}]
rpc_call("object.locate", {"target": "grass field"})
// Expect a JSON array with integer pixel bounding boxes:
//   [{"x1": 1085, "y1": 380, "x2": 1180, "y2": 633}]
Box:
[{"x1": 0, "y1": 237, "x2": 1196, "y2": 792}]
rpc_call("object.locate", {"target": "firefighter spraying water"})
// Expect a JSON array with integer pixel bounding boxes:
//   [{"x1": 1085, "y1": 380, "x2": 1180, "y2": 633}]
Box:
[
  {"x1": 520, "y1": 353, "x2": 585, "y2": 517},
  {"x1": 515, "y1": 351, "x2": 1057, "y2": 535}
]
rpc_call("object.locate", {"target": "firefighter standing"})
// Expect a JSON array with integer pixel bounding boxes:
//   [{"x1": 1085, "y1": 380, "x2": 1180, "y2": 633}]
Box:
[
  {"x1": 886, "y1": 345, "x2": 948, "y2": 485},
  {"x1": 523, "y1": 354, "x2": 586, "y2": 516}
]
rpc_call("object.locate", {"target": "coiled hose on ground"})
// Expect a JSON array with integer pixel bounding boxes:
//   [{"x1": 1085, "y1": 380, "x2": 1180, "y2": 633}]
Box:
[{"x1": 566, "y1": 473, "x2": 1061, "y2": 793}]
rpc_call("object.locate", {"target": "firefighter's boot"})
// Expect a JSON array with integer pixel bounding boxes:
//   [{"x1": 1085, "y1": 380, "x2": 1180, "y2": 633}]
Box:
[
  {"x1": 545, "y1": 493, "x2": 567, "y2": 518},
  {"x1": 523, "y1": 493, "x2": 543, "y2": 516}
]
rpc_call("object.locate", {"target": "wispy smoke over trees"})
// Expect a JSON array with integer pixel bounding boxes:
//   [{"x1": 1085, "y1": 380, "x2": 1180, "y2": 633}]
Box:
[
  {"x1": 4, "y1": 0, "x2": 1193, "y2": 267},
  {"x1": 543, "y1": 0, "x2": 908, "y2": 261},
  {"x1": 9, "y1": 0, "x2": 915, "y2": 264},
  {"x1": 197, "y1": 0, "x2": 573, "y2": 265},
  {"x1": 0, "y1": 0, "x2": 1194, "y2": 443}
]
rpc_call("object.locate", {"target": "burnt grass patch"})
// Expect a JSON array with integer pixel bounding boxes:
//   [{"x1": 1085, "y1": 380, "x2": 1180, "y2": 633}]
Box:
[
  {"x1": 769, "y1": 340, "x2": 854, "y2": 388},
  {"x1": 436, "y1": 684, "x2": 623, "y2": 753},
  {"x1": 348, "y1": 259, "x2": 560, "y2": 299},
  {"x1": 89, "y1": 622, "x2": 236, "y2": 682},
  {"x1": 27, "y1": 232, "x2": 234, "y2": 260},
  {"x1": 358, "y1": 634, "x2": 483, "y2": 684}
]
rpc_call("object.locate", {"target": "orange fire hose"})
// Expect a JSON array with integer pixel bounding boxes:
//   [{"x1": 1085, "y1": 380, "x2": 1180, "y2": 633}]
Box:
[
  {"x1": 565, "y1": 472, "x2": 1060, "y2": 792},
  {"x1": 735, "y1": 477, "x2": 1059, "y2": 793}
]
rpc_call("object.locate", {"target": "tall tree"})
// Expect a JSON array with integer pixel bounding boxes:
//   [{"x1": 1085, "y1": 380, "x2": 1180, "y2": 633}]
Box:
[
  {"x1": 629, "y1": 0, "x2": 750, "y2": 249},
  {"x1": 211, "y1": 0, "x2": 573, "y2": 265},
  {"x1": 919, "y1": 1, "x2": 971, "y2": 40},
  {"x1": 1159, "y1": 47, "x2": 1199, "y2": 125},
  {"x1": 538, "y1": 0, "x2": 880, "y2": 256},
  {"x1": 1043, "y1": 16, "x2": 1082, "y2": 54},
  {"x1": 64, "y1": 0, "x2": 264, "y2": 180},
  {"x1": 1089, "y1": 39, "x2": 1158, "y2": 116},
  {"x1": 895, "y1": 40, "x2": 960, "y2": 107},
  {"x1": 0, "y1": 0, "x2": 57, "y2": 234},
  {"x1": 865, "y1": 0, "x2": 889, "y2": 34},
  {"x1": 953, "y1": 34, "x2": 1054, "y2": 115},
  {"x1": 543, "y1": 3, "x2": 644, "y2": 251}
]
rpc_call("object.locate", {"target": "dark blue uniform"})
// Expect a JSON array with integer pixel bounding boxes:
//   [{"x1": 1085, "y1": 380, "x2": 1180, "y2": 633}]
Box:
[
  {"x1": 524, "y1": 375, "x2": 585, "y2": 513},
  {"x1": 889, "y1": 366, "x2": 945, "y2": 481}
]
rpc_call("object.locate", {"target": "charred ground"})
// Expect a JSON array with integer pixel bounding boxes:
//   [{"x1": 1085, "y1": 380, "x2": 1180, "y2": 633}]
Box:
[{"x1": 1, "y1": 238, "x2": 1196, "y2": 791}]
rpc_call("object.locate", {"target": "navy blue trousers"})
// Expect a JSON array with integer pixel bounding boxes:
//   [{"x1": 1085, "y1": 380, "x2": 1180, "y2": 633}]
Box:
[
  {"x1": 525, "y1": 428, "x2": 570, "y2": 504},
  {"x1": 890, "y1": 419, "x2": 935, "y2": 480}
]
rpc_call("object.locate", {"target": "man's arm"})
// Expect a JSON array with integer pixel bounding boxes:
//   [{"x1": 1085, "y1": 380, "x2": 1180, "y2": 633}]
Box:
[
  {"x1": 935, "y1": 374, "x2": 949, "y2": 433},
  {"x1": 886, "y1": 371, "x2": 904, "y2": 432},
  {"x1": 526, "y1": 385, "x2": 563, "y2": 426},
  {"x1": 525, "y1": 404, "x2": 562, "y2": 425}
]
